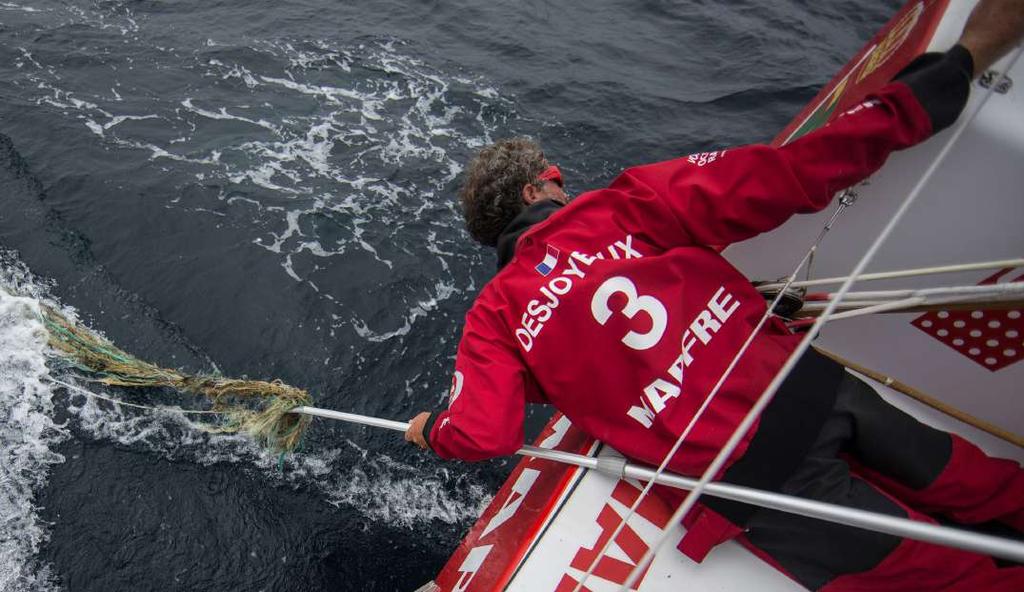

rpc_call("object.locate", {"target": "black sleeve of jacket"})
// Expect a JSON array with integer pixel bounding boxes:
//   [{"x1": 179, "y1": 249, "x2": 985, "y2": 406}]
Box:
[
  {"x1": 422, "y1": 409, "x2": 444, "y2": 454},
  {"x1": 893, "y1": 44, "x2": 975, "y2": 134}
]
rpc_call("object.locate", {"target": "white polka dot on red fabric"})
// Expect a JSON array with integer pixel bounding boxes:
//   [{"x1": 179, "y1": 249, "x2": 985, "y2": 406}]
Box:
[{"x1": 913, "y1": 301, "x2": 1023, "y2": 370}]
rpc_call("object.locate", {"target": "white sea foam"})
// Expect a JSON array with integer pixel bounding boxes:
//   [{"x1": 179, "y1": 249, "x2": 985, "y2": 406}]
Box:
[
  {"x1": 0, "y1": 249, "x2": 492, "y2": 589},
  {"x1": 60, "y1": 2, "x2": 140, "y2": 37},
  {"x1": 84, "y1": 113, "x2": 161, "y2": 138},
  {"x1": 181, "y1": 98, "x2": 279, "y2": 132},
  {"x1": 62, "y1": 381, "x2": 491, "y2": 529},
  {"x1": 1, "y1": 3, "x2": 40, "y2": 12},
  {"x1": 0, "y1": 259, "x2": 67, "y2": 592},
  {"x1": 18, "y1": 31, "x2": 509, "y2": 343},
  {"x1": 2, "y1": 5, "x2": 512, "y2": 588},
  {"x1": 15, "y1": 47, "x2": 43, "y2": 70},
  {"x1": 207, "y1": 58, "x2": 261, "y2": 88},
  {"x1": 116, "y1": 139, "x2": 223, "y2": 165},
  {"x1": 351, "y1": 279, "x2": 458, "y2": 342},
  {"x1": 324, "y1": 461, "x2": 492, "y2": 528}
]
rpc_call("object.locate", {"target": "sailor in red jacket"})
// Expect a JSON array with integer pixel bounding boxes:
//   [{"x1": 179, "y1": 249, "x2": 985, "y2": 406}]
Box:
[{"x1": 408, "y1": 3, "x2": 1024, "y2": 590}]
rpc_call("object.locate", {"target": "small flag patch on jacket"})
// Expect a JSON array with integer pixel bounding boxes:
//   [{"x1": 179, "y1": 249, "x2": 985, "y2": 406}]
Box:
[{"x1": 535, "y1": 245, "x2": 560, "y2": 276}]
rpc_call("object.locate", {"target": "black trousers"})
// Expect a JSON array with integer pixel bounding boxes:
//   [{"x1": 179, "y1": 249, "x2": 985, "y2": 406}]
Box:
[{"x1": 743, "y1": 372, "x2": 1024, "y2": 590}]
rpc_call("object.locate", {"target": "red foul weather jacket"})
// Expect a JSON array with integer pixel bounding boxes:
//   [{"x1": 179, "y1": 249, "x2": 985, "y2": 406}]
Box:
[{"x1": 424, "y1": 47, "x2": 972, "y2": 560}]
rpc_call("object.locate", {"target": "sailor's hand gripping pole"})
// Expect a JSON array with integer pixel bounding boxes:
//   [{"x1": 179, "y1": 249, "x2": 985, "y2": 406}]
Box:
[{"x1": 288, "y1": 405, "x2": 1024, "y2": 564}]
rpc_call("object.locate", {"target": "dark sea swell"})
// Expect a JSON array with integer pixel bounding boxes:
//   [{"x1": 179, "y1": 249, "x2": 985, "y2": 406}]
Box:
[{"x1": 0, "y1": 1, "x2": 899, "y2": 590}]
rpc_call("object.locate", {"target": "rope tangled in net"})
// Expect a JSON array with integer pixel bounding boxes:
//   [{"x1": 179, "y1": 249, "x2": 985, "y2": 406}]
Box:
[{"x1": 40, "y1": 305, "x2": 312, "y2": 452}]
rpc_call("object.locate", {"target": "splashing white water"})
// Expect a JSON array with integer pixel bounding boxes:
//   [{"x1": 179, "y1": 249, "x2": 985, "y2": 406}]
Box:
[
  {"x1": 12, "y1": 18, "x2": 507, "y2": 342},
  {"x1": 0, "y1": 249, "x2": 492, "y2": 589},
  {"x1": 1, "y1": 3, "x2": 41, "y2": 13},
  {"x1": 0, "y1": 263, "x2": 67, "y2": 592},
  {"x1": 321, "y1": 440, "x2": 492, "y2": 527},
  {"x1": 63, "y1": 384, "x2": 490, "y2": 529}
]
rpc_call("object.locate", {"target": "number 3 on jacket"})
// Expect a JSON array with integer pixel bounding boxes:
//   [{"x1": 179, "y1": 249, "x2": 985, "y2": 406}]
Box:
[{"x1": 590, "y1": 276, "x2": 668, "y2": 351}]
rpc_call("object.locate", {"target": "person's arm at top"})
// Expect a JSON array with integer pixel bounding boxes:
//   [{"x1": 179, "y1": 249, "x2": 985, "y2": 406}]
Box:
[
  {"x1": 959, "y1": 0, "x2": 1024, "y2": 74},
  {"x1": 610, "y1": 0, "x2": 1024, "y2": 249}
]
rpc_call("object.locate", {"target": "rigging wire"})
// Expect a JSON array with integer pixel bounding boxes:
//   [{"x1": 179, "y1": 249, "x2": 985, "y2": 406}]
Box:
[
  {"x1": 756, "y1": 258, "x2": 1024, "y2": 291},
  {"x1": 796, "y1": 284, "x2": 1024, "y2": 322},
  {"x1": 807, "y1": 281, "x2": 1024, "y2": 303},
  {"x1": 618, "y1": 45, "x2": 1024, "y2": 592},
  {"x1": 825, "y1": 295, "x2": 1021, "y2": 321}
]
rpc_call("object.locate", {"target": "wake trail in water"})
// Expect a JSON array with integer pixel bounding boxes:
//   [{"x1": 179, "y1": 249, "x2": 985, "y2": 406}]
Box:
[
  {"x1": 11, "y1": 264, "x2": 484, "y2": 520},
  {"x1": 0, "y1": 255, "x2": 490, "y2": 588},
  {"x1": 9, "y1": 2, "x2": 514, "y2": 342},
  {"x1": 0, "y1": 259, "x2": 66, "y2": 592}
]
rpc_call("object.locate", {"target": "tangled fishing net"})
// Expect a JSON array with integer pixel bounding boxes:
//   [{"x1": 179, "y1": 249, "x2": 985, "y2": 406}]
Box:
[{"x1": 40, "y1": 305, "x2": 312, "y2": 453}]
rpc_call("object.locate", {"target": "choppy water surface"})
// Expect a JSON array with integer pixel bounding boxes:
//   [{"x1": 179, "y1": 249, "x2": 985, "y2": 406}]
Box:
[{"x1": 0, "y1": 1, "x2": 898, "y2": 590}]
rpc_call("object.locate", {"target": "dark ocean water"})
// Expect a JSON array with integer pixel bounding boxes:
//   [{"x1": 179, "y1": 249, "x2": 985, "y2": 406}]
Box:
[{"x1": 0, "y1": 1, "x2": 899, "y2": 590}]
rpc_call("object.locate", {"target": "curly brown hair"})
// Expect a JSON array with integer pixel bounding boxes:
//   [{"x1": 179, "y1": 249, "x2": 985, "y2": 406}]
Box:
[{"x1": 458, "y1": 137, "x2": 548, "y2": 246}]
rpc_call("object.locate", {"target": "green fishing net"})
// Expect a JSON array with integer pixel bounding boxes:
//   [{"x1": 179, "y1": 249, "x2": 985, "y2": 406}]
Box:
[{"x1": 41, "y1": 305, "x2": 312, "y2": 452}]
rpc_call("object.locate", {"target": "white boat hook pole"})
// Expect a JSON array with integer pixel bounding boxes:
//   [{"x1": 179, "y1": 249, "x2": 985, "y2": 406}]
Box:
[{"x1": 290, "y1": 405, "x2": 1024, "y2": 564}]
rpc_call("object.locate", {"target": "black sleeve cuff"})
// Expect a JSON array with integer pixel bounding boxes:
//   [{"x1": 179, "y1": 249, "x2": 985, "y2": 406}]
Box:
[
  {"x1": 422, "y1": 409, "x2": 445, "y2": 454},
  {"x1": 894, "y1": 44, "x2": 975, "y2": 134}
]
